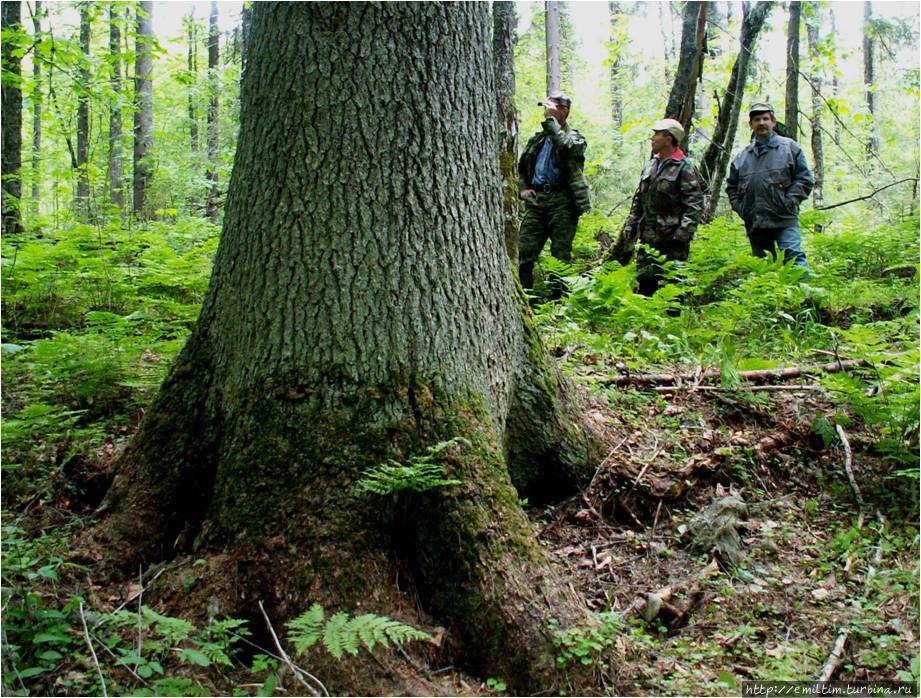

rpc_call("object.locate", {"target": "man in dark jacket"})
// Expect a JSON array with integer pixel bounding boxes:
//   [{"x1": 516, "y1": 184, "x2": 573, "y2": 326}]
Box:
[
  {"x1": 615, "y1": 118, "x2": 704, "y2": 296},
  {"x1": 517, "y1": 93, "x2": 592, "y2": 294},
  {"x1": 726, "y1": 102, "x2": 814, "y2": 269}
]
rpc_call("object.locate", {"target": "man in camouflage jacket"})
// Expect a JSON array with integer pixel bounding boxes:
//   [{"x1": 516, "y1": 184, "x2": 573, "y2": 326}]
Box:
[
  {"x1": 517, "y1": 93, "x2": 592, "y2": 294},
  {"x1": 617, "y1": 118, "x2": 704, "y2": 296},
  {"x1": 726, "y1": 102, "x2": 814, "y2": 270}
]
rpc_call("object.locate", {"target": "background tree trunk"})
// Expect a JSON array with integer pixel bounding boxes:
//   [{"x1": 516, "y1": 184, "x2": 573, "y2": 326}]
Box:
[
  {"x1": 240, "y1": 3, "x2": 253, "y2": 79},
  {"x1": 76, "y1": 3, "x2": 91, "y2": 219},
  {"x1": 545, "y1": 1, "x2": 561, "y2": 94},
  {"x1": 187, "y1": 10, "x2": 199, "y2": 154},
  {"x1": 2, "y1": 0, "x2": 23, "y2": 235},
  {"x1": 31, "y1": 0, "x2": 42, "y2": 217},
  {"x1": 133, "y1": 1, "x2": 154, "y2": 218},
  {"x1": 658, "y1": 2, "x2": 674, "y2": 84},
  {"x1": 700, "y1": 1, "x2": 774, "y2": 220},
  {"x1": 94, "y1": 4, "x2": 601, "y2": 693},
  {"x1": 829, "y1": 7, "x2": 841, "y2": 147},
  {"x1": 205, "y1": 0, "x2": 219, "y2": 223},
  {"x1": 806, "y1": 2, "x2": 824, "y2": 207},
  {"x1": 863, "y1": 1, "x2": 879, "y2": 158},
  {"x1": 493, "y1": 1, "x2": 519, "y2": 268},
  {"x1": 665, "y1": 0, "x2": 709, "y2": 142},
  {"x1": 785, "y1": 0, "x2": 801, "y2": 140},
  {"x1": 108, "y1": 4, "x2": 125, "y2": 214},
  {"x1": 608, "y1": 1, "x2": 625, "y2": 147}
]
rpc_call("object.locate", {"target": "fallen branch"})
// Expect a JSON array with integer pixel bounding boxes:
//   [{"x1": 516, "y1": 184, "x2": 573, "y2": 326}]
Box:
[
  {"x1": 655, "y1": 383, "x2": 823, "y2": 393},
  {"x1": 836, "y1": 424, "x2": 864, "y2": 508},
  {"x1": 625, "y1": 558, "x2": 720, "y2": 625},
  {"x1": 607, "y1": 359, "x2": 869, "y2": 387},
  {"x1": 818, "y1": 628, "x2": 850, "y2": 682}
]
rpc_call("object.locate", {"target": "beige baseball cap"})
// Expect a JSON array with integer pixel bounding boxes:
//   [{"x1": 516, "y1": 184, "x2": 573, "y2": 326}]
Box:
[{"x1": 652, "y1": 118, "x2": 685, "y2": 143}]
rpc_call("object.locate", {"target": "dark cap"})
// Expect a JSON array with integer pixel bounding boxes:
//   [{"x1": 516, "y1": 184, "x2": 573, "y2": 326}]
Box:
[
  {"x1": 537, "y1": 93, "x2": 572, "y2": 108},
  {"x1": 749, "y1": 101, "x2": 775, "y2": 116}
]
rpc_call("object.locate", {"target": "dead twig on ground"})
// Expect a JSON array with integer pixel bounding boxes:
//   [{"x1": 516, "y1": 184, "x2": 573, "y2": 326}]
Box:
[
  {"x1": 588, "y1": 433, "x2": 631, "y2": 491},
  {"x1": 79, "y1": 601, "x2": 108, "y2": 698},
  {"x1": 94, "y1": 566, "x2": 167, "y2": 626},
  {"x1": 836, "y1": 424, "x2": 864, "y2": 508},
  {"x1": 258, "y1": 600, "x2": 328, "y2": 697}
]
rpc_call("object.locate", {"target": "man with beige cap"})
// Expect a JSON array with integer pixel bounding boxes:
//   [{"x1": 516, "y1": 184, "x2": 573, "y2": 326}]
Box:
[{"x1": 613, "y1": 118, "x2": 704, "y2": 296}]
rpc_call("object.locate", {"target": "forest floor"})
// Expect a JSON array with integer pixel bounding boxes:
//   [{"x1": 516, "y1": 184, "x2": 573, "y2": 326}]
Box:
[
  {"x1": 530, "y1": 372, "x2": 919, "y2": 696},
  {"x1": 2, "y1": 212, "x2": 918, "y2": 696}
]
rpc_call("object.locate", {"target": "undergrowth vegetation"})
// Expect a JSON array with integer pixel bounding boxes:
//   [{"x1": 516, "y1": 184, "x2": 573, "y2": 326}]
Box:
[
  {"x1": 2, "y1": 208, "x2": 918, "y2": 695},
  {"x1": 534, "y1": 211, "x2": 919, "y2": 474}
]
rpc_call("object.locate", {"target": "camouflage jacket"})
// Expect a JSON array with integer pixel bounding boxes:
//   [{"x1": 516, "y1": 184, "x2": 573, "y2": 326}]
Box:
[
  {"x1": 517, "y1": 118, "x2": 592, "y2": 215},
  {"x1": 726, "y1": 132, "x2": 814, "y2": 229},
  {"x1": 624, "y1": 150, "x2": 704, "y2": 245}
]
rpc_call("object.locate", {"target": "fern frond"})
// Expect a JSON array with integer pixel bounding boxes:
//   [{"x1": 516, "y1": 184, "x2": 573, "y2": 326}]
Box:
[
  {"x1": 322, "y1": 611, "x2": 350, "y2": 659},
  {"x1": 354, "y1": 438, "x2": 467, "y2": 495},
  {"x1": 286, "y1": 603, "x2": 325, "y2": 654},
  {"x1": 287, "y1": 605, "x2": 432, "y2": 660},
  {"x1": 345, "y1": 614, "x2": 432, "y2": 654}
]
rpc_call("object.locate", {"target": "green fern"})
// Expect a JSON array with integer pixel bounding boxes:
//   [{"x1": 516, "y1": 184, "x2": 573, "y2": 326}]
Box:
[
  {"x1": 286, "y1": 603, "x2": 325, "y2": 654},
  {"x1": 354, "y1": 437, "x2": 468, "y2": 495},
  {"x1": 286, "y1": 605, "x2": 432, "y2": 660}
]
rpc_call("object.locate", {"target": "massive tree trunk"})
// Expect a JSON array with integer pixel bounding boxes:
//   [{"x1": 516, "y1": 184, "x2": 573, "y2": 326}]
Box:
[
  {"x1": 862, "y1": 1, "x2": 879, "y2": 158},
  {"x1": 31, "y1": 0, "x2": 42, "y2": 216},
  {"x1": 92, "y1": 4, "x2": 602, "y2": 693},
  {"x1": 545, "y1": 1, "x2": 561, "y2": 94},
  {"x1": 665, "y1": 0, "x2": 709, "y2": 142},
  {"x1": 132, "y1": 1, "x2": 154, "y2": 218},
  {"x1": 701, "y1": 1, "x2": 774, "y2": 220},
  {"x1": 493, "y1": 1, "x2": 519, "y2": 268},
  {"x1": 76, "y1": 3, "x2": 91, "y2": 218},
  {"x1": 2, "y1": 0, "x2": 23, "y2": 235},
  {"x1": 806, "y1": 2, "x2": 824, "y2": 207},
  {"x1": 205, "y1": 0, "x2": 219, "y2": 223},
  {"x1": 108, "y1": 4, "x2": 125, "y2": 214},
  {"x1": 785, "y1": 0, "x2": 801, "y2": 141}
]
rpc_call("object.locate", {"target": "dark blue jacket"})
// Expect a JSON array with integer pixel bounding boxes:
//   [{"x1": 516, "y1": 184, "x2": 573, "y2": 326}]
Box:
[{"x1": 726, "y1": 132, "x2": 814, "y2": 229}]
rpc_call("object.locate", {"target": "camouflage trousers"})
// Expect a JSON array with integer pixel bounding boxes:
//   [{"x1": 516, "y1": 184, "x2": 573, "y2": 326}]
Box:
[
  {"x1": 635, "y1": 236, "x2": 689, "y2": 297},
  {"x1": 517, "y1": 191, "x2": 578, "y2": 290}
]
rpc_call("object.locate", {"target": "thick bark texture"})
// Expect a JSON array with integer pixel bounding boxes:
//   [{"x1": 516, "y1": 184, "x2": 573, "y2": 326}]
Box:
[
  {"x1": 205, "y1": 1, "x2": 219, "y2": 223},
  {"x1": 545, "y1": 1, "x2": 561, "y2": 94},
  {"x1": 76, "y1": 4, "x2": 90, "y2": 217},
  {"x1": 493, "y1": 1, "x2": 519, "y2": 268},
  {"x1": 31, "y1": 0, "x2": 42, "y2": 215},
  {"x1": 133, "y1": 1, "x2": 154, "y2": 217},
  {"x1": 701, "y1": 1, "x2": 774, "y2": 220},
  {"x1": 785, "y1": 1, "x2": 801, "y2": 141},
  {"x1": 2, "y1": 0, "x2": 23, "y2": 235},
  {"x1": 862, "y1": 1, "x2": 879, "y2": 157},
  {"x1": 806, "y1": 3, "x2": 824, "y2": 207},
  {"x1": 108, "y1": 5, "x2": 124, "y2": 213},
  {"x1": 665, "y1": 0, "x2": 709, "y2": 143},
  {"x1": 95, "y1": 4, "x2": 602, "y2": 693}
]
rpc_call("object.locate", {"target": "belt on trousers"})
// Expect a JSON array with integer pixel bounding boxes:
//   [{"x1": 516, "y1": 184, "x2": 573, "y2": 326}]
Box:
[{"x1": 533, "y1": 183, "x2": 566, "y2": 193}]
